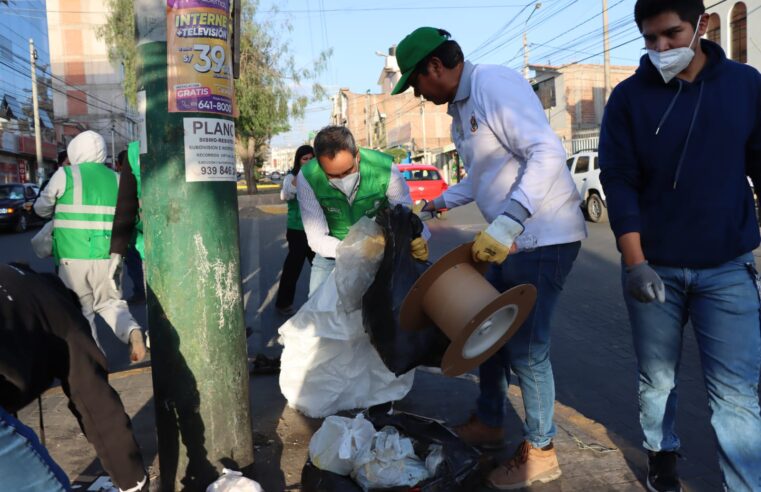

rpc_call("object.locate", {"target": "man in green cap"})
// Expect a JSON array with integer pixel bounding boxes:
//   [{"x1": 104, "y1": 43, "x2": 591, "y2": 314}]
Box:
[{"x1": 391, "y1": 27, "x2": 587, "y2": 489}]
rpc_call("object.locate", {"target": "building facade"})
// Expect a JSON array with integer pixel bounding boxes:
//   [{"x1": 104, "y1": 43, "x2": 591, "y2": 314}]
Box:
[
  {"x1": 706, "y1": 1, "x2": 759, "y2": 70},
  {"x1": 46, "y1": 0, "x2": 137, "y2": 163},
  {"x1": 0, "y1": 0, "x2": 57, "y2": 183},
  {"x1": 531, "y1": 63, "x2": 637, "y2": 154},
  {"x1": 330, "y1": 46, "x2": 453, "y2": 165}
]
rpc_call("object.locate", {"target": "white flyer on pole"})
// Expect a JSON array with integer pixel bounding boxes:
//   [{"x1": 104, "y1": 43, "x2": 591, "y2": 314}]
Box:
[{"x1": 183, "y1": 117, "x2": 236, "y2": 182}]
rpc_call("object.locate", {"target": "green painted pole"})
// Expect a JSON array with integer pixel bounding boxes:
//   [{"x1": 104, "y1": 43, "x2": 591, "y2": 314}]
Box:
[{"x1": 134, "y1": 2, "x2": 253, "y2": 490}]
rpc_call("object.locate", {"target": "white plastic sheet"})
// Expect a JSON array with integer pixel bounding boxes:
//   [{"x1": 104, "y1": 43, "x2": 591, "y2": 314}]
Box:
[
  {"x1": 278, "y1": 220, "x2": 414, "y2": 418},
  {"x1": 30, "y1": 221, "x2": 53, "y2": 259},
  {"x1": 334, "y1": 217, "x2": 385, "y2": 313},
  {"x1": 308, "y1": 414, "x2": 376, "y2": 476},
  {"x1": 351, "y1": 426, "x2": 430, "y2": 491},
  {"x1": 205, "y1": 469, "x2": 264, "y2": 492}
]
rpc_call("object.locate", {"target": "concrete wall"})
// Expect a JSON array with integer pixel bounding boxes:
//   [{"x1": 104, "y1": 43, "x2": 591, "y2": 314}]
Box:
[{"x1": 707, "y1": 0, "x2": 761, "y2": 70}]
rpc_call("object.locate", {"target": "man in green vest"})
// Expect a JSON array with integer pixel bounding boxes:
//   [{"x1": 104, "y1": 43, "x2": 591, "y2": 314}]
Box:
[
  {"x1": 34, "y1": 131, "x2": 147, "y2": 363},
  {"x1": 297, "y1": 125, "x2": 429, "y2": 295},
  {"x1": 109, "y1": 141, "x2": 145, "y2": 303}
]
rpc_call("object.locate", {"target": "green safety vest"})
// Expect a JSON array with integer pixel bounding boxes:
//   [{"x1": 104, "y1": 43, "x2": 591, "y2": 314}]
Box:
[
  {"x1": 301, "y1": 148, "x2": 392, "y2": 241},
  {"x1": 127, "y1": 141, "x2": 144, "y2": 259},
  {"x1": 286, "y1": 179, "x2": 305, "y2": 230},
  {"x1": 52, "y1": 163, "x2": 119, "y2": 261}
]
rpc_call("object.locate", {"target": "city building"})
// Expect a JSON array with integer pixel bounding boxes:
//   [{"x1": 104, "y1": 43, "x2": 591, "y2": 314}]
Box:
[
  {"x1": 531, "y1": 63, "x2": 637, "y2": 154},
  {"x1": 46, "y1": 0, "x2": 137, "y2": 163},
  {"x1": 706, "y1": 1, "x2": 759, "y2": 70},
  {"x1": 0, "y1": 0, "x2": 57, "y2": 183},
  {"x1": 330, "y1": 46, "x2": 453, "y2": 166}
]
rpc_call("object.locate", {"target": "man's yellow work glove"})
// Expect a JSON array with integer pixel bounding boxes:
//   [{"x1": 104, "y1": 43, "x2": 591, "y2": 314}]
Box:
[
  {"x1": 472, "y1": 214, "x2": 524, "y2": 264},
  {"x1": 410, "y1": 237, "x2": 429, "y2": 262}
]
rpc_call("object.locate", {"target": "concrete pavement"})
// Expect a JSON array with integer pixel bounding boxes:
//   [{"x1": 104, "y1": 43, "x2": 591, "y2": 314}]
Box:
[{"x1": 5, "y1": 199, "x2": 759, "y2": 490}]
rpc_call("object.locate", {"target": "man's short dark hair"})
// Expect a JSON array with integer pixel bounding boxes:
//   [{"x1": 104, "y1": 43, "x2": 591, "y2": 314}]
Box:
[
  {"x1": 313, "y1": 126, "x2": 358, "y2": 159},
  {"x1": 417, "y1": 30, "x2": 464, "y2": 75},
  {"x1": 634, "y1": 0, "x2": 705, "y2": 31},
  {"x1": 117, "y1": 150, "x2": 128, "y2": 169},
  {"x1": 57, "y1": 150, "x2": 67, "y2": 166}
]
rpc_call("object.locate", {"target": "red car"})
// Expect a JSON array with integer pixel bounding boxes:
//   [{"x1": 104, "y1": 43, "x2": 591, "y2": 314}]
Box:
[{"x1": 397, "y1": 164, "x2": 448, "y2": 217}]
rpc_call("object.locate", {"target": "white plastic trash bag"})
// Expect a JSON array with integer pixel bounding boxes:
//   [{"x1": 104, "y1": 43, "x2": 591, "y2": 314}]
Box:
[
  {"x1": 351, "y1": 426, "x2": 430, "y2": 490},
  {"x1": 205, "y1": 469, "x2": 264, "y2": 492},
  {"x1": 308, "y1": 414, "x2": 376, "y2": 476},
  {"x1": 334, "y1": 217, "x2": 385, "y2": 313},
  {"x1": 278, "y1": 220, "x2": 414, "y2": 418},
  {"x1": 30, "y1": 221, "x2": 53, "y2": 259}
]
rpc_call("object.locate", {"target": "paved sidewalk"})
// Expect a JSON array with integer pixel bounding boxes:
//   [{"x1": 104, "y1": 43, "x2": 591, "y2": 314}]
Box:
[{"x1": 18, "y1": 365, "x2": 644, "y2": 491}]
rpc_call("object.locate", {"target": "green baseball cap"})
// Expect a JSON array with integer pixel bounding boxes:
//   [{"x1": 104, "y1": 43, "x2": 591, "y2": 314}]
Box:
[{"x1": 391, "y1": 27, "x2": 450, "y2": 95}]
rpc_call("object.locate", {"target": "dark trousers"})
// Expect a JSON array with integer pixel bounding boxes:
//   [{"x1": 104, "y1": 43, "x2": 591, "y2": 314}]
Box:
[
  {"x1": 125, "y1": 243, "x2": 145, "y2": 299},
  {"x1": 276, "y1": 229, "x2": 315, "y2": 309}
]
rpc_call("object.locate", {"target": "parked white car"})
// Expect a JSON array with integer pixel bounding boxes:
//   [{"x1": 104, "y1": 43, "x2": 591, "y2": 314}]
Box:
[{"x1": 567, "y1": 151, "x2": 607, "y2": 223}]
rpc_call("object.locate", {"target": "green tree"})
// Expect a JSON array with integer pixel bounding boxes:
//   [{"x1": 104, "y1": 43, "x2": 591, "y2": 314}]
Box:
[
  {"x1": 99, "y1": 0, "x2": 330, "y2": 193},
  {"x1": 384, "y1": 147, "x2": 409, "y2": 163},
  {"x1": 96, "y1": 0, "x2": 137, "y2": 107},
  {"x1": 235, "y1": 0, "x2": 330, "y2": 194}
]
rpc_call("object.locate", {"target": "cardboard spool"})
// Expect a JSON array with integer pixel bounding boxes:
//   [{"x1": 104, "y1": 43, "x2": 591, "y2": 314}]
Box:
[{"x1": 400, "y1": 242, "x2": 537, "y2": 377}]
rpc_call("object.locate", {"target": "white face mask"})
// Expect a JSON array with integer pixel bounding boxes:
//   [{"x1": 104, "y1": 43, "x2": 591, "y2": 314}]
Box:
[
  {"x1": 647, "y1": 17, "x2": 701, "y2": 83},
  {"x1": 330, "y1": 171, "x2": 359, "y2": 197}
]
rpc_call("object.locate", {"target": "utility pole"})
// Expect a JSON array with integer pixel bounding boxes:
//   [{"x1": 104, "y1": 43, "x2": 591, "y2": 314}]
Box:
[
  {"x1": 522, "y1": 2, "x2": 542, "y2": 80},
  {"x1": 602, "y1": 0, "x2": 612, "y2": 102},
  {"x1": 110, "y1": 120, "x2": 116, "y2": 169},
  {"x1": 419, "y1": 96, "x2": 427, "y2": 164},
  {"x1": 365, "y1": 90, "x2": 373, "y2": 148},
  {"x1": 29, "y1": 39, "x2": 43, "y2": 183},
  {"x1": 135, "y1": 1, "x2": 253, "y2": 489}
]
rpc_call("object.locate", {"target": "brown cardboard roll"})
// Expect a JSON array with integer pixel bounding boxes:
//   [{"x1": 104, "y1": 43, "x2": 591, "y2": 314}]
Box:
[{"x1": 400, "y1": 242, "x2": 537, "y2": 377}]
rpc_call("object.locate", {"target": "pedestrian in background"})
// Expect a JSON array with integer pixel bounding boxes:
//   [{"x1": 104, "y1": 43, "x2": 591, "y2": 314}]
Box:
[
  {"x1": 395, "y1": 27, "x2": 587, "y2": 489},
  {"x1": 600, "y1": 1, "x2": 761, "y2": 490},
  {"x1": 111, "y1": 146, "x2": 146, "y2": 305},
  {"x1": 275, "y1": 145, "x2": 316, "y2": 316},
  {"x1": 33, "y1": 131, "x2": 146, "y2": 362}
]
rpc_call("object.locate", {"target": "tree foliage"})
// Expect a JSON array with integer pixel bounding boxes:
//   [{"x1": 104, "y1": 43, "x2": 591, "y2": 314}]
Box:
[
  {"x1": 96, "y1": 0, "x2": 137, "y2": 107},
  {"x1": 235, "y1": 0, "x2": 331, "y2": 193}
]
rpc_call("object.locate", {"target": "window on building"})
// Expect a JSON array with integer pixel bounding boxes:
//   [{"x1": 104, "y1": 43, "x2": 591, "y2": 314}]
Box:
[
  {"x1": 731, "y1": 2, "x2": 748, "y2": 63},
  {"x1": 575, "y1": 156, "x2": 589, "y2": 174},
  {"x1": 706, "y1": 13, "x2": 721, "y2": 44}
]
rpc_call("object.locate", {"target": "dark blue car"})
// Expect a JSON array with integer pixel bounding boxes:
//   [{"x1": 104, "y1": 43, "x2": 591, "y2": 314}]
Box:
[{"x1": 0, "y1": 183, "x2": 43, "y2": 232}]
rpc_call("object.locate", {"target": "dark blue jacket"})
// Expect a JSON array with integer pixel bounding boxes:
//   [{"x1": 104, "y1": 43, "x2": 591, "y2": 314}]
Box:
[{"x1": 600, "y1": 40, "x2": 761, "y2": 268}]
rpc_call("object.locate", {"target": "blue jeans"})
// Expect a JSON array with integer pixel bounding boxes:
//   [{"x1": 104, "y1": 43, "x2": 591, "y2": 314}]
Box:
[
  {"x1": 308, "y1": 255, "x2": 336, "y2": 297},
  {"x1": 476, "y1": 242, "x2": 581, "y2": 448},
  {"x1": 0, "y1": 407, "x2": 70, "y2": 491},
  {"x1": 624, "y1": 252, "x2": 761, "y2": 491}
]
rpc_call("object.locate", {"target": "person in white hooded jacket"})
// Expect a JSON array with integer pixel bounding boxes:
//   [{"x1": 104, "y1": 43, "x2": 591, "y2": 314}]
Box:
[{"x1": 34, "y1": 130, "x2": 146, "y2": 362}]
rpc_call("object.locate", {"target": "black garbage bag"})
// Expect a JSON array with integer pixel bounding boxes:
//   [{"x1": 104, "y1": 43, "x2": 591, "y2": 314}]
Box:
[
  {"x1": 362, "y1": 205, "x2": 450, "y2": 376},
  {"x1": 301, "y1": 404, "x2": 483, "y2": 492}
]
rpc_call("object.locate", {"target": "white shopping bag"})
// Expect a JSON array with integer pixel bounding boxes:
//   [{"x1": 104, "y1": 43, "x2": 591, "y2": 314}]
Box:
[
  {"x1": 308, "y1": 414, "x2": 376, "y2": 476},
  {"x1": 205, "y1": 469, "x2": 263, "y2": 492}
]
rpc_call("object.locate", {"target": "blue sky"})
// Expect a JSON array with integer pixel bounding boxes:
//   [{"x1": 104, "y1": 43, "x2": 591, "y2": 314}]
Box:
[{"x1": 263, "y1": 0, "x2": 647, "y2": 147}]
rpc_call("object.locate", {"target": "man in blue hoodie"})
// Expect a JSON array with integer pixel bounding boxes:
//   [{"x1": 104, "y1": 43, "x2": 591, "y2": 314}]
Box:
[{"x1": 600, "y1": 1, "x2": 761, "y2": 491}]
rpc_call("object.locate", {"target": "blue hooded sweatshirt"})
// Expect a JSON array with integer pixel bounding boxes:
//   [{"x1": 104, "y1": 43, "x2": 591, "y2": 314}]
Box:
[{"x1": 600, "y1": 40, "x2": 761, "y2": 269}]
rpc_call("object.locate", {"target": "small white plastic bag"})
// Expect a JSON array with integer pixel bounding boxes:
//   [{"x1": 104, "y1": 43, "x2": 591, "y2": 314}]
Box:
[
  {"x1": 308, "y1": 414, "x2": 376, "y2": 476},
  {"x1": 205, "y1": 469, "x2": 263, "y2": 492}
]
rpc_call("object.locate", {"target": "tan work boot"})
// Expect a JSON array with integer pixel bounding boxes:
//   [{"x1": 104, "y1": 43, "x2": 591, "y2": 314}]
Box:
[
  {"x1": 129, "y1": 329, "x2": 146, "y2": 363},
  {"x1": 487, "y1": 440, "x2": 562, "y2": 490},
  {"x1": 454, "y1": 414, "x2": 505, "y2": 449}
]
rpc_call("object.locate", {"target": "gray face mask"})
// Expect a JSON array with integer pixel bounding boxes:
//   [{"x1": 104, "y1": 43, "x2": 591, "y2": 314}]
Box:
[
  {"x1": 647, "y1": 16, "x2": 701, "y2": 83},
  {"x1": 329, "y1": 171, "x2": 359, "y2": 197}
]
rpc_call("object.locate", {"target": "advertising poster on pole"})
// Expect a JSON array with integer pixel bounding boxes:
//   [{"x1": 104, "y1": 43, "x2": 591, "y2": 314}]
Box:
[{"x1": 166, "y1": 0, "x2": 234, "y2": 116}]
